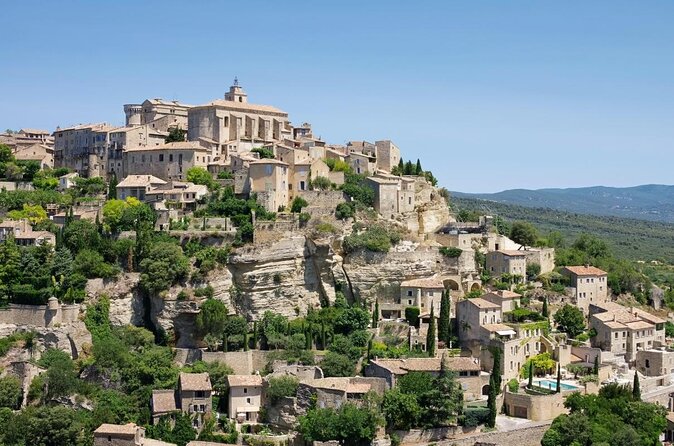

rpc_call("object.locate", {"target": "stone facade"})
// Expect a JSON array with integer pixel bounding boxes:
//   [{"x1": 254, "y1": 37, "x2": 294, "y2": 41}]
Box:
[
  {"x1": 503, "y1": 390, "x2": 567, "y2": 421},
  {"x1": 123, "y1": 142, "x2": 210, "y2": 181},
  {"x1": 227, "y1": 374, "x2": 263, "y2": 423},
  {"x1": 486, "y1": 250, "x2": 527, "y2": 282},
  {"x1": 374, "y1": 140, "x2": 401, "y2": 173},
  {"x1": 366, "y1": 174, "x2": 415, "y2": 219},
  {"x1": 249, "y1": 159, "x2": 289, "y2": 212},
  {"x1": 636, "y1": 348, "x2": 674, "y2": 376},
  {"x1": 561, "y1": 265, "x2": 609, "y2": 314}
]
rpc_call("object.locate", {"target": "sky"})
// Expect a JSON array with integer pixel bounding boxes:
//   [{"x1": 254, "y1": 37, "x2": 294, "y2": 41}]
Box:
[{"x1": 2, "y1": 1, "x2": 674, "y2": 192}]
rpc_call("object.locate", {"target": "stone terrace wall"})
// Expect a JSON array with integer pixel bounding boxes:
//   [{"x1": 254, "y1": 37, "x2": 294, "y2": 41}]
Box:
[
  {"x1": 297, "y1": 190, "x2": 346, "y2": 217},
  {"x1": 0, "y1": 303, "x2": 80, "y2": 327},
  {"x1": 437, "y1": 422, "x2": 551, "y2": 446},
  {"x1": 201, "y1": 350, "x2": 277, "y2": 374}
]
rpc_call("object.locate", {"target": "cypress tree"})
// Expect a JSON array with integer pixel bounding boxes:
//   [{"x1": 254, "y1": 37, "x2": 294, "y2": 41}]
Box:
[
  {"x1": 305, "y1": 325, "x2": 312, "y2": 350},
  {"x1": 556, "y1": 364, "x2": 561, "y2": 393},
  {"x1": 252, "y1": 321, "x2": 258, "y2": 349},
  {"x1": 528, "y1": 361, "x2": 534, "y2": 389},
  {"x1": 426, "y1": 303, "x2": 436, "y2": 357},
  {"x1": 415, "y1": 159, "x2": 423, "y2": 175},
  {"x1": 404, "y1": 160, "x2": 414, "y2": 175},
  {"x1": 372, "y1": 300, "x2": 379, "y2": 328},
  {"x1": 491, "y1": 348, "x2": 502, "y2": 393},
  {"x1": 367, "y1": 337, "x2": 373, "y2": 361},
  {"x1": 438, "y1": 289, "x2": 450, "y2": 344},
  {"x1": 243, "y1": 332, "x2": 249, "y2": 351},
  {"x1": 223, "y1": 333, "x2": 228, "y2": 352},
  {"x1": 108, "y1": 173, "x2": 118, "y2": 199},
  {"x1": 633, "y1": 371, "x2": 641, "y2": 400},
  {"x1": 593, "y1": 355, "x2": 599, "y2": 375},
  {"x1": 542, "y1": 297, "x2": 549, "y2": 318},
  {"x1": 487, "y1": 374, "x2": 497, "y2": 428},
  {"x1": 321, "y1": 322, "x2": 327, "y2": 349}
]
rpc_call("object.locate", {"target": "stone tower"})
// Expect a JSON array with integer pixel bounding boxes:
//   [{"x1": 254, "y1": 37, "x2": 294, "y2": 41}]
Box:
[
  {"x1": 124, "y1": 104, "x2": 143, "y2": 126},
  {"x1": 225, "y1": 77, "x2": 248, "y2": 103}
]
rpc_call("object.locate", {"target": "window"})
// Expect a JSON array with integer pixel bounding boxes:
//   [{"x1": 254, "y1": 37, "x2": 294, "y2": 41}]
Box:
[
  {"x1": 246, "y1": 397, "x2": 251, "y2": 404},
  {"x1": 159, "y1": 154, "x2": 164, "y2": 162},
  {"x1": 407, "y1": 290, "x2": 413, "y2": 297},
  {"x1": 243, "y1": 388, "x2": 248, "y2": 394},
  {"x1": 169, "y1": 154, "x2": 174, "y2": 162}
]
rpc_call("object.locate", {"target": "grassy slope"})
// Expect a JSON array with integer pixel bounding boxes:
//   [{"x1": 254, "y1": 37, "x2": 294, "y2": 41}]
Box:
[{"x1": 453, "y1": 197, "x2": 674, "y2": 263}]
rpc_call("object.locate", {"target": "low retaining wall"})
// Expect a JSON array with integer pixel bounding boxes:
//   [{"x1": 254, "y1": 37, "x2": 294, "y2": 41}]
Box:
[
  {"x1": 0, "y1": 303, "x2": 80, "y2": 327},
  {"x1": 436, "y1": 422, "x2": 551, "y2": 446},
  {"x1": 201, "y1": 350, "x2": 278, "y2": 374}
]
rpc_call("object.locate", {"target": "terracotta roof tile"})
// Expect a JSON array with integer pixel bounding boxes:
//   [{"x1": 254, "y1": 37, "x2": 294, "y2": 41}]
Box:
[
  {"x1": 227, "y1": 375, "x2": 262, "y2": 387},
  {"x1": 179, "y1": 372, "x2": 212, "y2": 391},
  {"x1": 563, "y1": 265, "x2": 608, "y2": 276}
]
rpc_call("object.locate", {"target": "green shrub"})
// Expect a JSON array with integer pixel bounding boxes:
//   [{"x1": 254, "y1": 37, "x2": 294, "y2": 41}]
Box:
[
  {"x1": 267, "y1": 376, "x2": 299, "y2": 403},
  {"x1": 343, "y1": 226, "x2": 400, "y2": 253},
  {"x1": 439, "y1": 247, "x2": 463, "y2": 258},
  {"x1": 405, "y1": 307, "x2": 420, "y2": 328},
  {"x1": 335, "y1": 202, "x2": 355, "y2": 220},
  {"x1": 291, "y1": 197, "x2": 309, "y2": 213},
  {"x1": 507, "y1": 378, "x2": 520, "y2": 393},
  {"x1": 461, "y1": 407, "x2": 491, "y2": 428}
]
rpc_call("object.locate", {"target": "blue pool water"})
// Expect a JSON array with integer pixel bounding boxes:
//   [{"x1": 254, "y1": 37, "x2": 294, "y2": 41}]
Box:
[{"x1": 535, "y1": 380, "x2": 579, "y2": 391}]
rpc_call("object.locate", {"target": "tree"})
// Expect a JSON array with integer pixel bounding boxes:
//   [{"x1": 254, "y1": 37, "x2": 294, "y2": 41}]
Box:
[
  {"x1": 0, "y1": 376, "x2": 22, "y2": 409},
  {"x1": 251, "y1": 147, "x2": 275, "y2": 159},
  {"x1": 320, "y1": 352, "x2": 355, "y2": 377},
  {"x1": 311, "y1": 176, "x2": 332, "y2": 190},
  {"x1": 267, "y1": 376, "x2": 299, "y2": 403},
  {"x1": 438, "y1": 289, "x2": 450, "y2": 344},
  {"x1": 186, "y1": 167, "x2": 215, "y2": 189},
  {"x1": 196, "y1": 299, "x2": 227, "y2": 338},
  {"x1": 63, "y1": 219, "x2": 101, "y2": 254},
  {"x1": 633, "y1": 371, "x2": 641, "y2": 400},
  {"x1": 108, "y1": 173, "x2": 118, "y2": 199},
  {"x1": 509, "y1": 221, "x2": 538, "y2": 248},
  {"x1": 556, "y1": 364, "x2": 561, "y2": 393},
  {"x1": 415, "y1": 159, "x2": 423, "y2": 175},
  {"x1": 405, "y1": 306, "x2": 420, "y2": 328},
  {"x1": 593, "y1": 355, "x2": 599, "y2": 375},
  {"x1": 165, "y1": 127, "x2": 186, "y2": 142},
  {"x1": 491, "y1": 348, "x2": 502, "y2": 392},
  {"x1": 39, "y1": 349, "x2": 78, "y2": 400},
  {"x1": 334, "y1": 307, "x2": 370, "y2": 334},
  {"x1": 527, "y1": 361, "x2": 533, "y2": 388},
  {"x1": 426, "y1": 303, "x2": 436, "y2": 357},
  {"x1": 542, "y1": 297, "x2": 549, "y2": 318},
  {"x1": 382, "y1": 389, "x2": 421, "y2": 430},
  {"x1": 486, "y1": 374, "x2": 497, "y2": 427},
  {"x1": 372, "y1": 300, "x2": 379, "y2": 329},
  {"x1": 7, "y1": 203, "x2": 48, "y2": 224},
  {"x1": 553, "y1": 304, "x2": 585, "y2": 338},
  {"x1": 139, "y1": 242, "x2": 190, "y2": 294},
  {"x1": 290, "y1": 196, "x2": 308, "y2": 213}
]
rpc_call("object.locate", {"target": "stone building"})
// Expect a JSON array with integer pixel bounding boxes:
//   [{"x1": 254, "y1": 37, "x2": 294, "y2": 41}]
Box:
[
  {"x1": 0, "y1": 219, "x2": 55, "y2": 246},
  {"x1": 560, "y1": 265, "x2": 609, "y2": 314},
  {"x1": 150, "y1": 373, "x2": 212, "y2": 430},
  {"x1": 482, "y1": 290, "x2": 522, "y2": 313},
  {"x1": 0, "y1": 128, "x2": 53, "y2": 151},
  {"x1": 248, "y1": 159, "x2": 289, "y2": 212},
  {"x1": 589, "y1": 301, "x2": 666, "y2": 362},
  {"x1": 13, "y1": 142, "x2": 53, "y2": 169},
  {"x1": 374, "y1": 140, "x2": 401, "y2": 173},
  {"x1": 289, "y1": 159, "x2": 330, "y2": 200},
  {"x1": 346, "y1": 151, "x2": 376, "y2": 175},
  {"x1": 116, "y1": 175, "x2": 167, "y2": 201},
  {"x1": 124, "y1": 98, "x2": 191, "y2": 131},
  {"x1": 366, "y1": 174, "x2": 415, "y2": 219},
  {"x1": 145, "y1": 182, "x2": 208, "y2": 210},
  {"x1": 93, "y1": 423, "x2": 176, "y2": 446},
  {"x1": 107, "y1": 124, "x2": 168, "y2": 178},
  {"x1": 123, "y1": 142, "x2": 210, "y2": 181},
  {"x1": 53, "y1": 122, "x2": 116, "y2": 177},
  {"x1": 297, "y1": 377, "x2": 385, "y2": 409},
  {"x1": 364, "y1": 356, "x2": 488, "y2": 401},
  {"x1": 379, "y1": 276, "x2": 446, "y2": 320},
  {"x1": 636, "y1": 348, "x2": 674, "y2": 377},
  {"x1": 486, "y1": 250, "x2": 527, "y2": 282},
  {"x1": 187, "y1": 81, "x2": 290, "y2": 160},
  {"x1": 227, "y1": 374, "x2": 263, "y2": 423}
]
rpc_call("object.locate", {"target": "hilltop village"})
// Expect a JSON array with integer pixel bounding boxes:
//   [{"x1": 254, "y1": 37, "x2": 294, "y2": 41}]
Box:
[{"x1": 0, "y1": 81, "x2": 672, "y2": 446}]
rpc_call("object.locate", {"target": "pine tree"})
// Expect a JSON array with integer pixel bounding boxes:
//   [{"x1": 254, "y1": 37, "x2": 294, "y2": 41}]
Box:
[
  {"x1": 593, "y1": 355, "x2": 599, "y2": 375},
  {"x1": 542, "y1": 297, "x2": 549, "y2": 318},
  {"x1": 438, "y1": 289, "x2": 450, "y2": 344},
  {"x1": 415, "y1": 159, "x2": 423, "y2": 175},
  {"x1": 556, "y1": 364, "x2": 562, "y2": 393},
  {"x1": 487, "y1": 374, "x2": 497, "y2": 428},
  {"x1": 372, "y1": 300, "x2": 379, "y2": 328},
  {"x1": 426, "y1": 304, "x2": 436, "y2": 357},
  {"x1": 633, "y1": 371, "x2": 641, "y2": 400}
]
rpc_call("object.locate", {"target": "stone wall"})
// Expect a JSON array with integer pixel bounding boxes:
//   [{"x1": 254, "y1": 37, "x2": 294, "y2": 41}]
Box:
[
  {"x1": 0, "y1": 303, "x2": 80, "y2": 327},
  {"x1": 297, "y1": 190, "x2": 346, "y2": 210},
  {"x1": 394, "y1": 427, "x2": 459, "y2": 444},
  {"x1": 254, "y1": 216, "x2": 301, "y2": 245},
  {"x1": 503, "y1": 390, "x2": 567, "y2": 421},
  {"x1": 201, "y1": 350, "x2": 277, "y2": 374},
  {"x1": 436, "y1": 422, "x2": 551, "y2": 446}
]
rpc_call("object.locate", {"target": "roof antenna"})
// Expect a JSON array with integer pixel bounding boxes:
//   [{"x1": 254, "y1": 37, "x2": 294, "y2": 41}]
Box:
[{"x1": 233, "y1": 76, "x2": 239, "y2": 87}]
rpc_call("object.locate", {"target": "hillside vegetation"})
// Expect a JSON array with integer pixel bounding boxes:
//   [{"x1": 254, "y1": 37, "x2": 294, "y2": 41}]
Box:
[{"x1": 453, "y1": 197, "x2": 674, "y2": 263}]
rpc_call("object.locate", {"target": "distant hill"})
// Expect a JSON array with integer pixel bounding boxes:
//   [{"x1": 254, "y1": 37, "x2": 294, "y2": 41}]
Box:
[
  {"x1": 452, "y1": 197, "x2": 674, "y2": 263},
  {"x1": 452, "y1": 184, "x2": 674, "y2": 223}
]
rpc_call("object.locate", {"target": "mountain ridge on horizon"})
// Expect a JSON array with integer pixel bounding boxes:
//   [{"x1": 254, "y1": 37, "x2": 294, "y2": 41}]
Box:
[{"x1": 451, "y1": 184, "x2": 674, "y2": 223}]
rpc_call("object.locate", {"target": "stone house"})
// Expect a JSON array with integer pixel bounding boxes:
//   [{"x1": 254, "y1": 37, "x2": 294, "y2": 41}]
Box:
[
  {"x1": 116, "y1": 175, "x2": 167, "y2": 201},
  {"x1": 382, "y1": 276, "x2": 446, "y2": 320},
  {"x1": 636, "y1": 348, "x2": 674, "y2": 377},
  {"x1": 374, "y1": 140, "x2": 401, "y2": 173},
  {"x1": 364, "y1": 357, "x2": 488, "y2": 401},
  {"x1": 365, "y1": 174, "x2": 415, "y2": 219},
  {"x1": 297, "y1": 377, "x2": 386, "y2": 410},
  {"x1": 248, "y1": 159, "x2": 289, "y2": 212},
  {"x1": 13, "y1": 142, "x2": 53, "y2": 169},
  {"x1": 93, "y1": 423, "x2": 176, "y2": 446},
  {"x1": 124, "y1": 98, "x2": 191, "y2": 130},
  {"x1": 145, "y1": 182, "x2": 208, "y2": 210},
  {"x1": 187, "y1": 82, "x2": 290, "y2": 160},
  {"x1": 59, "y1": 172, "x2": 78, "y2": 190},
  {"x1": 482, "y1": 290, "x2": 522, "y2": 313},
  {"x1": 486, "y1": 250, "x2": 527, "y2": 282},
  {"x1": 54, "y1": 122, "x2": 116, "y2": 178},
  {"x1": 486, "y1": 234, "x2": 555, "y2": 275},
  {"x1": 589, "y1": 301, "x2": 666, "y2": 362},
  {"x1": 227, "y1": 374, "x2": 263, "y2": 423},
  {"x1": 107, "y1": 124, "x2": 168, "y2": 178},
  {"x1": 0, "y1": 219, "x2": 55, "y2": 247},
  {"x1": 123, "y1": 142, "x2": 210, "y2": 181},
  {"x1": 151, "y1": 373, "x2": 212, "y2": 430},
  {"x1": 289, "y1": 159, "x2": 330, "y2": 200},
  {"x1": 346, "y1": 151, "x2": 376, "y2": 175},
  {"x1": 560, "y1": 265, "x2": 609, "y2": 314}
]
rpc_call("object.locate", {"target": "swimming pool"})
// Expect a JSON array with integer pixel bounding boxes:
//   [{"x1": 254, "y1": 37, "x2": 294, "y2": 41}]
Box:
[{"x1": 535, "y1": 380, "x2": 579, "y2": 391}]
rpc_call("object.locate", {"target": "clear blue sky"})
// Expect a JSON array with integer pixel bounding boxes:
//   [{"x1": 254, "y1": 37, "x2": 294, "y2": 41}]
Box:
[{"x1": 3, "y1": 1, "x2": 674, "y2": 192}]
